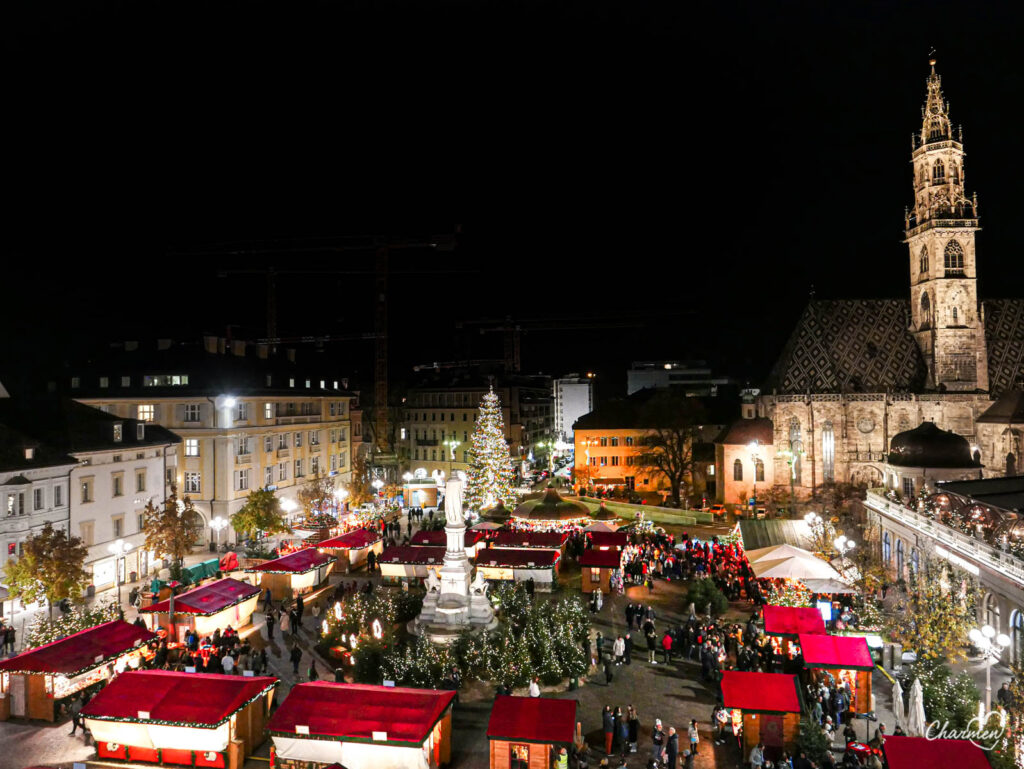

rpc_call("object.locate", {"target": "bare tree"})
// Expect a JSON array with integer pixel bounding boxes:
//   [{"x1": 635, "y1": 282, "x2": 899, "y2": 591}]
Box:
[{"x1": 632, "y1": 392, "x2": 708, "y2": 508}]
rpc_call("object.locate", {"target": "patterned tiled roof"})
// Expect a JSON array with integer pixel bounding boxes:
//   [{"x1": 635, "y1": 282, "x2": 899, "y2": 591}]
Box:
[
  {"x1": 764, "y1": 300, "x2": 928, "y2": 394},
  {"x1": 983, "y1": 299, "x2": 1024, "y2": 397}
]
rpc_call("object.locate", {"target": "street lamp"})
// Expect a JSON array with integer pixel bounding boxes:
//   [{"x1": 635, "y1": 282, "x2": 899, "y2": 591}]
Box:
[
  {"x1": 747, "y1": 440, "x2": 761, "y2": 515},
  {"x1": 779, "y1": 442, "x2": 805, "y2": 517},
  {"x1": 969, "y1": 624, "x2": 1011, "y2": 714},
  {"x1": 372, "y1": 478, "x2": 384, "y2": 505},
  {"x1": 210, "y1": 516, "x2": 228, "y2": 548},
  {"x1": 108, "y1": 539, "x2": 132, "y2": 607},
  {"x1": 834, "y1": 535, "x2": 856, "y2": 556}
]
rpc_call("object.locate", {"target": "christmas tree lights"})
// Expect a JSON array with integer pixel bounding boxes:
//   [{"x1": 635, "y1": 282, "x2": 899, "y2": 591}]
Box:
[{"x1": 465, "y1": 388, "x2": 518, "y2": 514}]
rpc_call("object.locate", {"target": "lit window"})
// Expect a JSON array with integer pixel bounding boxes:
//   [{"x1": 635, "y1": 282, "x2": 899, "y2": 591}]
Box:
[
  {"x1": 137, "y1": 405, "x2": 155, "y2": 422},
  {"x1": 235, "y1": 402, "x2": 249, "y2": 421},
  {"x1": 184, "y1": 404, "x2": 201, "y2": 422},
  {"x1": 733, "y1": 459, "x2": 743, "y2": 481},
  {"x1": 121, "y1": 376, "x2": 131, "y2": 387},
  {"x1": 265, "y1": 402, "x2": 274, "y2": 419},
  {"x1": 99, "y1": 377, "x2": 109, "y2": 388},
  {"x1": 590, "y1": 568, "x2": 601, "y2": 584},
  {"x1": 185, "y1": 439, "x2": 200, "y2": 457},
  {"x1": 184, "y1": 472, "x2": 201, "y2": 493},
  {"x1": 113, "y1": 423, "x2": 123, "y2": 442},
  {"x1": 70, "y1": 377, "x2": 80, "y2": 389}
]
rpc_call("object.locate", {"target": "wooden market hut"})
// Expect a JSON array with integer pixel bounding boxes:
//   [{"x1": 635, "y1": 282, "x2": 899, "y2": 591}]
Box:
[
  {"x1": 486, "y1": 696, "x2": 577, "y2": 769},
  {"x1": 139, "y1": 578, "x2": 261, "y2": 642},
  {"x1": 720, "y1": 671, "x2": 802, "y2": 761},
  {"x1": 492, "y1": 530, "x2": 568, "y2": 554},
  {"x1": 317, "y1": 528, "x2": 384, "y2": 573},
  {"x1": 475, "y1": 548, "x2": 561, "y2": 590},
  {"x1": 584, "y1": 531, "x2": 628, "y2": 550},
  {"x1": 0, "y1": 620, "x2": 157, "y2": 722},
  {"x1": 762, "y1": 605, "x2": 826, "y2": 637},
  {"x1": 378, "y1": 546, "x2": 447, "y2": 584},
  {"x1": 882, "y1": 735, "x2": 993, "y2": 769},
  {"x1": 80, "y1": 669, "x2": 277, "y2": 769},
  {"x1": 797, "y1": 633, "x2": 874, "y2": 714},
  {"x1": 267, "y1": 682, "x2": 455, "y2": 769},
  {"x1": 245, "y1": 549, "x2": 336, "y2": 600},
  {"x1": 578, "y1": 548, "x2": 621, "y2": 595},
  {"x1": 411, "y1": 528, "x2": 486, "y2": 558}
]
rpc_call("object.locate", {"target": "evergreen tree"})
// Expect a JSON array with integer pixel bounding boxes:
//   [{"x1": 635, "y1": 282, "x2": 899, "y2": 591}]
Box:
[{"x1": 465, "y1": 387, "x2": 518, "y2": 513}]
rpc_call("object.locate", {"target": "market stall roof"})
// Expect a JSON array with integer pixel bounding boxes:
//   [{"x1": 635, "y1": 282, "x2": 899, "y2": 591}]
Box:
[
  {"x1": 482, "y1": 501, "x2": 513, "y2": 524},
  {"x1": 579, "y1": 549, "x2": 622, "y2": 568},
  {"x1": 81, "y1": 670, "x2": 276, "y2": 727},
  {"x1": 410, "y1": 530, "x2": 484, "y2": 547},
  {"x1": 140, "y1": 578, "x2": 260, "y2": 616},
  {"x1": 746, "y1": 543, "x2": 817, "y2": 564},
  {"x1": 379, "y1": 546, "x2": 447, "y2": 565},
  {"x1": 512, "y1": 487, "x2": 592, "y2": 522},
  {"x1": 739, "y1": 519, "x2": 814, "y2": 551},
  {"x1": 586, "y1": 531, "x2": 628, "y2": 550},
  {"x1": 487, "y1": 696, "x2": 577, "y2": 745},
  {"x1": 763, "y1": 605, "x2": 826, "y2": 637},
  {"x1": 721, "y1": 671, "x2": 801, "y2": 714},
  {"x1": 882, "y1": 735, "x2": 992, "y2": 769},
  {"x1": 801, "y1": 578, "x2": 857, "y2": 595},
  {"x1": 0, "y1": 620, "x2": 157, "y2": 676},
  {"x1": 493, "y1": 531, "x2": 568, "y2": 549},
  {"x1": 267, "y1": 682, "x2": 455, "y2": 747},
  {"x1": 590, "y1": 501, "x2": 620, "y2": 521},
  {"x1": 476, "y1": 548, "x2": 560, "y2": 568},
  {"x1": 751, "y1": 554, "x2": 842, "y2": 580},
  {"x1": 797, "y1": 634, "x2": 874, "y2": 671},
  {"x1": 471, "y1": 521, "x2": 503, "y2": 531},
  {"x1": 246, "y1": 548, "x2": 336, "y2": 574},
  {"x1": 582, "y1": 522, "x2": 616, "y2": 532},
  {"x1": 317, "y1": 529, "x2": 382, "y2": 550}
]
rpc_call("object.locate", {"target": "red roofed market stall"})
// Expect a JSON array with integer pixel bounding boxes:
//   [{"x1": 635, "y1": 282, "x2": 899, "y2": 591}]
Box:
[
  {"x1": 140, "y1": 578, "x2": 260, "y2": 643},
  {"x1": 486, "y1": 696, "x2": 577, "y2": 769},
  {"x1": 763, "y1": 605, "x2": 826, "y2": 637},
  {"x1": 721, "y1": 671, "x2": 802, "y2": 761},
  {"x1": 378, "y1": 546, "x2": 447, "y2": 584},
  {"x1": 475, "y1": 548, "x2": 560, "y2": 590},
  {"x1": 317, "y1": 528, "x2": 384, "y2": 573},
  {"x1": 81, "y1": 669, "x2": 276, "y2": 769},
  {"x1": 245, "y1": 549, "x2": 336, "y2": 600},
  {"x1": 0, "y1": 620, "x2": 157, "y2": 721},
  {"x1": 883, "y1": 735, "x2": 993, "y2": 769},
  {"x1": 798, "y1": 633, "x2": 874, "y2": 714},
  {"x1": 578, "y1": 548, "x2": 621, "y2": 595},
  {"x1": 410, "y1": 529, "x2": 485, "y2": 558},
  {"x1": 267, "y1": 682, "x2": 455, "y2": 769},
  {"x1": 492, "y1": 531, "x2": 567, "y2": 553},
  {"x1": 584, "y1": 531, "x2": 628, "y2": 551}
]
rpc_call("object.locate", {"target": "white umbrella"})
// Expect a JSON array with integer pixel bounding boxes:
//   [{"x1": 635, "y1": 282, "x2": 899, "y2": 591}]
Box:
[
  {"x1": 751, "y1": 554, "x2": 843, "y2": 580},
  {"x1": 470, "y1": 521, "x2": 502, "y2": 530},
  {"x1": 801, "y1": 578, "x2": 858, "y2": 594},
  {"x1": 746, "y1": 544, "x2": 817, "y2": 564},
  {"x1": 891, "y1": 678, "x2": 905, "y2": 732},
  {"x1": 906, "y1": 678, "x2": 927, "y2": 737}
]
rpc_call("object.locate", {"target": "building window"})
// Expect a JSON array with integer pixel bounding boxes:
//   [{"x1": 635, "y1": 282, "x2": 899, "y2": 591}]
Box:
[
  {"x1": 611, "y1": 456, "x2": 620, "y2": 466},
  {"x1": 112, "y1": 475, "x2": 124, "y2": 497},
  {"x1": 99, "y1": 376, "x2": 109, "y2": 388},
  {"x1": 590, "y1": 567, "x2": 601, "y2": 584},
  {"x1": 902, "y1": 476, "x2": 915, "y2": 499},
  {"x1": 733, "y1": 459, "x2": 743, "y2": 481},
  {"x1": 236, "y1": 469, "x2": 250, "y2": 491},
  {"x1": 932, "y1": 158, "x2": 945, "y2": 182},
  {"x1": 920, "y1": 292, "x2": 931, "y2": 329},
  {"x1": 279, "y1": 462, "x2": 288, "y2": 482},
  {"x1": 295, "y1": 432, "x2": 303, "y2": 448},
  {"x1": 71, "y1": 377, "x2": 80, "y2": 389},
  {"x1": 138, "y1": 404, "x2": 155, "y2": 422},
  {"x1": 121, "y1": 376, "x2": 131, "y2": 387},
  {"x1": 822, "y1": 420, "x2": 835, "y2": 483},
  {"x1": 81, "y1": 479, "x2": 93, "y2": 503},
  {"x1": 625, "y1": 436, "x2": 633, "y2": 447},
  {"x1": 138, "y1": 512, "x2": 144, "y2": 532},
  {"x1": 80, "y1": 522, "x2": 94, "y2": 546},
  {"x1": 165, "y1": 468, "x2": 174, "y2": 486},
  {"x1": 181, "y1": 471, "x2": 199, "y2": 493},
  {"x1": 265, "y1": 466, "x2": 274, "y2": 486},
  {"x1": 896, "y1": 539, "x2": 905, "y2": 576},
  {"x1": 136, "y1": 470, "x2": 146, "y2": 493},
  {"x1": 34, "y1": 488, "x2": 44, "y2": 510},
  {"x1": 788, "y1": 417, "x2": 802, "y2": 485},
  {"x1": 237, "y1": 437, "x2": 251, "y2": 456},
  {"x1": 113, "y1": 516, "x2": 123, "y2": 538},
  {"x1": 919, "y1": 246, "x2": 929, "y2": 275},
  {"x1": 54, "y1": 485, "x2": 63, "y2": 507},
  {"x1": 610, "y1": 437, "x2": 619, "y2": 447},
  {"x1": 137, "y1": 423, "x2": 145, "y2": 440},
  {"x1": 184, "y1": 404, "x2": 201, "y2": 422},
  {"x1": 264, "y1": 435, "x2": 273, "y2": 453},
  {"x1": 185, "y1": 439, "x2": 200, "y2": 457},
  {"x1": 310, "y1": 430, "x2": 320, "y2": 445},
  {"x1": 113, "y1": 423, "x2": 123, "y2": 442},
  {"x1": 755, "y1": 459, "x2": 765, "y2": 483},
  {"x1": 599, "y1": 437, "x2": 608, "y2": 447},
  {"x1": 278, "y1": 433, "x2": 288, "y2": 450},
  {"x1": 330, "y1": 402, "x2": 336, "y2": 417},
  {"x1": 952, "y1": 306, "x2": 959, "y2": 324},
  {"x1": 311, "y1": 456, "x2": 320, "y2": 475},
  {"x1": 295, "y1": 459, "x2": 304, "y2": 478},
  {"x1": 944, "y1": 239, "x2": 965, "y2": 274},
  {"x1": 265, "y1": 402, "x2": 274, "y2": 419},
  {"x1": 236, "y1": 402, "x2": 249, "y2": 421},
  {"x1": 510, "y1": 744, "x2": 530, "y2": 769},
  {"x1": 707, "y1": 464, "x2": 715, "y2": 476}
]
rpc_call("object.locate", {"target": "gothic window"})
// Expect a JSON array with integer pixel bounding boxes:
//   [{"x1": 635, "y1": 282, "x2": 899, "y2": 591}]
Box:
[
  {"x1": 822, "y1": 420, "x2": 835, "y2": 483},
  {"x1": 929, "y1": 119, "x2": 945, "y2": 141},
  {"x1": 951, "y1": 163, "x2": 960, "y2": 184},
  {"x1": 932, "y1": 159, "x2": 945, "y2": 182},
  {"x1": 944, "y1": 240, "x2": 965, "y2": 274},
  {"x1": 896, "y1": 539, "x2": 905, "y2": 577},
  {"x1": 952, "y1": 306, "x2": 959, "y2": 325},
  {"x1": 733, "y1": 459, "x2": 743, "y2": 482},
  {"x1": 919, "y1": 246, "x2": 929, "y2": 276},
  {"x1": 882, "y1": 532, "x2": 891, "y2": 564},
  {"x1": 1008, "y1": 453, "x2": 1017, "y2": 477},
  {"x1": 755, "y1": 460, "x2": 765, "y2": 482},
  {"x1": 788, "y1": 417, "x2": 802, "y2": 485},
  {"x1": 920, "y1": 292, "x2": 931, "y2": 329}
]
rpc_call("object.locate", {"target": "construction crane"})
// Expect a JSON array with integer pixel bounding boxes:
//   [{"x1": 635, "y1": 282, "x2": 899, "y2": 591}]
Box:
[{"x1": 178, "y1": 231, "x2": 459, "y2": 456}]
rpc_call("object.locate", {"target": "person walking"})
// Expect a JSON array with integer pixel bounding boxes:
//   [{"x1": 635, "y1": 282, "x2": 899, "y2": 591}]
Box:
[
  {"x1": 602, "y1": 706, "x2": 615, "y2": 757},
  {"x1": 624, "y1": 634, "x2": 633, "y2": 665},
  {"x1": 68, "y1": 695, "x2": 84, "y2": 736},
  {"x1": 296, "y1": 594, "x2": 305, "y2": 622},
  {"x1": 613, "y1": 635, "x2": 625, "y2": 665},
  {"x1": 646, "y1": 624, "x2": 658, "y2": 664},
  {"x1": 652, "y1": 719, "x2": 665, "y2": 764},
  {"x1": 666, "y1": 726, "x2": 679, "y2": 768},
  {"x1": 627, "y1": 705, "x2": 639, "y2": 754},
  {"x1": 687, "y1": 720, "x2": 699, "y2": 757},
  {"x1": 612, "y1": 707, "x2": 624, "y2": 756},
  {"x1": 661, "y1": 630, "x2": 673, "y2": 664},
  {"x1": 262, "y1": 587, "x2": 273, "y2": 613},
  {"x1": 289, "y1": 644, "x2": 302, "y2": 675},
  {"x1": 265, "y1": 610, "x2": 276, "y2": 641},
  {"x1": 596, "y1": 632, "x2": 605, "y2": 661},
  {"x1": 308, "y1": 663, "x2": 320, "y2": 681},
  {"x1": 5, "y1": 625, "x2": 15, "y2": 655},
  {"x1": 279, "y1": 609, "x2": 291, "y2": 639},
  {"x1": 749, "y1": 742, "x2": 765, "y2": 769},
  {"x1": 603, "y1": 657, "x2": 614, "y2": 685}
]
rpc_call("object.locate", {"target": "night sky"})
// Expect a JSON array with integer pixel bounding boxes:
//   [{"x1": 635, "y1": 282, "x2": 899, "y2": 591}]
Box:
[{"x1": 5, "y1": 1, "x2": 1023, "y2": 398}]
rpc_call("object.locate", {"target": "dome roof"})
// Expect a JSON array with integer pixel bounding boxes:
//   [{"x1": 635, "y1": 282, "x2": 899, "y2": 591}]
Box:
[
  {"x1": 592, "y1": 501, "x2": 618, "y2": 521},
  {"x1": 482, "y1": 501, "x2": 512, "y2": 524},
  {"x1": 512, "y1": 487, "x2": 592, "y2": 522},
  {"x1": 888, "y1": 421, "x2": 981, "y2": 468}
]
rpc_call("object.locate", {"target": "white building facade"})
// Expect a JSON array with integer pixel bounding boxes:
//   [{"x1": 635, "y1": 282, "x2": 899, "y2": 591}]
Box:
[{"x1": 553, "y1": 375, "x2": 594, "y2": 442}]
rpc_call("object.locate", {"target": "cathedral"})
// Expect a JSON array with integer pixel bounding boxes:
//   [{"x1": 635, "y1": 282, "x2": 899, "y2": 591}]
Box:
[{"x1": 748, "y1": 58, "x2": 1024, "y2": 501}]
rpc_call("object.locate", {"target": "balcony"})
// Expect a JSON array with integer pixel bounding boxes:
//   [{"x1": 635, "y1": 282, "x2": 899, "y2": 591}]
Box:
[
  {"x1": 235, "y1": 453, "x2": 252, "y2": 466},
  {"x1": 864, "y1": 490, "x2": 1024, "y2": 588},
  {"x1": 277, "y1": 448, "x2": 290, "y2": 459},
  {"x1": 276, "y1": 414, "x2": 321, "y2": 425},
  {"x1": 309, "y1": 443, "x2": 321, "y2": 453},
  {"x1": 417, "y1": 439, "x2": 439, "y2": 447}
]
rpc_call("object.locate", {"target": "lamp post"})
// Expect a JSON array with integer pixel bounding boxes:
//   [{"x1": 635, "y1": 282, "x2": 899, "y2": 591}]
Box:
[
  {"x1": 210, "y1": 516, "x2": 228, "y2": 549},
  {"x1": 747, "y1": 440, "x2": 760, "y2": 516},
  {"x1": 333, "y1": 487, "x2": 349, "y2": 515},
  {"x1": 779, "y1": 442, "x2": 804, "y2": 517},
  {"x1": 108, "y1": 539, "x2": 132, "y2": 607},
  {"x1": 372, "y1": 478, "x2": 384, "y2": 506},
  {"x1": 968, "y1": 624, "x2": 1011, "y2": 714}
]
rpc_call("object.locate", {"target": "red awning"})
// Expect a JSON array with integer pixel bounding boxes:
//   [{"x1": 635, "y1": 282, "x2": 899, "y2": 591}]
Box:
[
  {"x1": 493, "y1": 531, "x2": 567, "y2": 549},
  {"x1": 140, "y1": 578, "x2": 260, "y2": 616},
  {"x1": 585, "y1": 531, "x2": 628, "y2": 549},
  {"x1": 0, "y1": 620, "x2": 157, "y2": 677},
  {"x1": 81, "y1": 670, "x2": 276, "y2": 726},
  {"x1": 410, "y1": 530, "x2": 484, "y2": 547},
  {"x1": 267, "y1": 682, "x2": 456, "y2": 746},
  {"x1": 380, "y1": 546, "x2": 447, "y2": 565},
  {"x1": 883, "y1": 736, "x2": 992, "y2": 769},
  {"x1": 247, "y1": 549, "x2": 336, "y2": 574},
  {"x1": 318, "y1": 529, "x2": 383, "y2": 550},
  {"x1": 579, "y1": 549, "x2": 622, "y2": 568},
  {"x1": 763, "y1": 605, "x2": 825, "y2": 637},
  {"x1": 487, "y1": 696, "x2": 577, "y2": 744},
  {"x1": 721, "y1": 671, "x2": 801, "y2": 714},
  {"x1": 476, "y1": 548, "x2": 560, "y2": 568},
  {"x1": 798, "y1": 634, "x2": 874, "y2": 671}
]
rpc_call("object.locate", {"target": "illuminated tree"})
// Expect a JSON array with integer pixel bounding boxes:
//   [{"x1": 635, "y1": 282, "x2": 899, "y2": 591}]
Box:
[
  {"x1": 3, "y1": 522, "x2": 90, "y2": 617},
  {"x1": 143, "y1": 487, "x2": 205, "y2": 565},
  {"x1": 297, "y1": 469, "x2": 336, "y2": 517},
  {"x1": 633, "y1": 391, "x2": 708, "y2": 507},
  {"x1": 465, "y1": 387, "x2": 517, "y2": 513},
  {"x1": 232, "y1": 488, "x2": 291, "y2": 539},
  {"x1": 886, "y1": 556, "x2": 978, "y2": 661},
  {"x1": 347, "y1": 452, "x2": 374, "y2": 507}
]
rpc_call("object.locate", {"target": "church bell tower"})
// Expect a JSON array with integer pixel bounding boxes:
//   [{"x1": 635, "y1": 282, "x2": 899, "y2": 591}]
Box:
[{"x1": 905, "y1": 57, "x2": 987, "y2": 392}]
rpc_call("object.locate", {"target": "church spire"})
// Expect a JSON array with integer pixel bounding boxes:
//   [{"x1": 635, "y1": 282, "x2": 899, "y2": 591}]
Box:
[{"x1": 919, "y1": 54, "x2": 952, "y2": 145}]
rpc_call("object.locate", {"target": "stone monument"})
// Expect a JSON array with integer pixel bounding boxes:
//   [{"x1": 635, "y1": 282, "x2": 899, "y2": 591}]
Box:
[{"x1": 413, "y1": 478, "x2": 497, "y2": 643}]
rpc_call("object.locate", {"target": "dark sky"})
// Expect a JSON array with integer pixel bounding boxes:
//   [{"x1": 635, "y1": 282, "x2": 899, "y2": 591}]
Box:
[{"x1": 5, "y1": 1, "x2": 1023, "y2": 398}]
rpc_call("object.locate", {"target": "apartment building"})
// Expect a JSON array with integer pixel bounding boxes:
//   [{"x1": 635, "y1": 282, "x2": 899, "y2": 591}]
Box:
[
  {"x1": 60, "y1": 337, "x2": 356, "y2": 542},
  {"x1": 553, "y1": 373, "x2": 594, "y2": 441}
]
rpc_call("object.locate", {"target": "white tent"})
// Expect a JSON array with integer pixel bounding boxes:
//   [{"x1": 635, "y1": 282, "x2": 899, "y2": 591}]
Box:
[
  {"x1": 583, "y1": 522, "x2": 617, "y2": 532},
  {"x1": 750, "y1": 554, "x2": 843, "y2": 580},
  {"x1": 745, "y1": 544, "x2": 818, "y2": 564},
  {"x1": 891, "y1": 678, "x2": 906, "y2": 732},
  {"x1": 906, "y1": 678, "x2": 927, "y2": 737},
  {"x1": 801, "y1": 578, "x2": 857, "y2": 594}
]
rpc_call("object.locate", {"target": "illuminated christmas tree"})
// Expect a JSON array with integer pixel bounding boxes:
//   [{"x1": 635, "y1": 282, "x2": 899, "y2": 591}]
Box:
[{"x1": 465, "y1": 387, "x2": 518, "y2": 513}]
